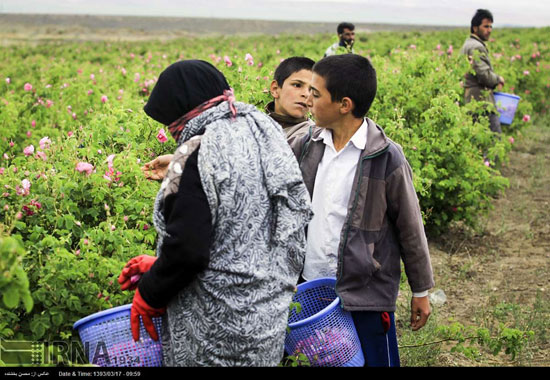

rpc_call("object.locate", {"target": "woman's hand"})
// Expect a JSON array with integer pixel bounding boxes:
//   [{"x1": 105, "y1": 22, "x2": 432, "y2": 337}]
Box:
[
  {"x1": 141, "y1": 154, "x2": 174, "y2": 181},
  {"x1": 118, "y1": 255, "x2": 157, "y2": 291}
]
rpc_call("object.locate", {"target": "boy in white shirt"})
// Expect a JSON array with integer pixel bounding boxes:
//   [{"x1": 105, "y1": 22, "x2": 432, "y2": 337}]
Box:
[{"x1": 291, "y1": 54, "x2": 434, "y2": 367}]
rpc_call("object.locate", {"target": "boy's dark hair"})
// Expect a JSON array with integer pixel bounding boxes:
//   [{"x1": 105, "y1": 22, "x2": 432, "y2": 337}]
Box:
[
  {"x1": 274, "y1": 56, "x2": 315, "y2": 86},
  {"x1": 313, "y1": 54, "x2": 376, "y2": 118},
  {"x1": 470, "y1": 9, "x2": 493, "y2": 33},
  {"x1": 337, "y1": 22, "x2": 355, "y2": 35}
]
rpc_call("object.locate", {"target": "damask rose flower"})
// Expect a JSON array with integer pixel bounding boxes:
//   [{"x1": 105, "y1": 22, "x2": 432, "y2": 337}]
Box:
[
  {"x1": 156, "y1": 128, "x2": 168, "y2": 143},
  {"x1": 523, "y1": 114, "x2": 531, "y2": 122},
  {"x1": 106, "y1": 154, "x2": 115, "y2": 168},
  {"x1": 16, "y1": 179, "x2": 31, "y2": 196},
  {"x1": 36, "y1": 151, "x2": 47, "y2": 161},
  {"x1": 23, "y1": 83, "x2": 32, "y2": 91},
  {"x1": 39, "y1": 136, "x2": 51, "y2": 150},
  {"x1": 23, "y1": 145, "x2": 34, "y2": 156},
  {"x1": 76, "y1": 162, "x2": 94, "y2": 175}
]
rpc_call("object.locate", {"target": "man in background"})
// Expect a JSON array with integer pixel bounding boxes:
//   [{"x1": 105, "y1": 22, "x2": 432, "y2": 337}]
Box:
[
  {"x1": 324, "y1": 22, "x2": 356, "y2": 57},
  {"x1": 460, "y1": 9, "x2": 505, "y2": 134}
]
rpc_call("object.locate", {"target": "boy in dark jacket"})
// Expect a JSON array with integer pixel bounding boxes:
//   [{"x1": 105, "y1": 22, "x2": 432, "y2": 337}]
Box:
[
  {"x1": 266, "y1": 56, "x2": 316, "y2": 144},
  {"x1": 290, "y1": 54, "x2": 434, "y2": 367}
]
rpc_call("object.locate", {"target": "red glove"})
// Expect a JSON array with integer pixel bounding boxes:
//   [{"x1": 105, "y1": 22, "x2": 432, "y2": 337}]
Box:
[
  {"x1": 118, "y1": 255, "x2": 157, "y2": 291},
  {"x1": 130, "y1": 288, "x2": 166, "y2": 342},
  {"x1": 381, "y1": 312, "x2": 391, "y2": 334}
]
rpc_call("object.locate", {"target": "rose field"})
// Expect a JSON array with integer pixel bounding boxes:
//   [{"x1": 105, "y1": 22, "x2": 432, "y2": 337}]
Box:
[{"x1": 1, "y1": 21, "x2": 549, "y2": 366}]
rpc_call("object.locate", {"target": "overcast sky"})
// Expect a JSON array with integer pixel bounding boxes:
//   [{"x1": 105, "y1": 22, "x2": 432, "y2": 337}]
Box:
[{"x1": 2, "y1": 0, "x2": 550, "y2": 27}]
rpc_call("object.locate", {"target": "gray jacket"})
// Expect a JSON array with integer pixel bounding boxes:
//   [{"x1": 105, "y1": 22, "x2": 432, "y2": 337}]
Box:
[
  {"x1": 290, "y1": 118, "x2": 434, "y2": 311},
  {"x1": 460, "y1": 34, "x2": 500, "y2": 106}
]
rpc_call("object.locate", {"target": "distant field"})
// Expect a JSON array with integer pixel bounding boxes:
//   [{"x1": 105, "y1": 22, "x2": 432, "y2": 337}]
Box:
[{"x1": 0, "y1": 13, "x2": 461, "y2": 43}]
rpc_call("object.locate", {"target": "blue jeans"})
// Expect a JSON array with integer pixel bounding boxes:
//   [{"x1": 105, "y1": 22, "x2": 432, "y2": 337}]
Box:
[{"x1": 351, "y1": 311, "x2": 400, "y2": 367}]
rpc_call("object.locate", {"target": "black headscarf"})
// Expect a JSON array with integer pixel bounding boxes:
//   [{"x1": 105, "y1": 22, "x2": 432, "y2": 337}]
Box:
[{"x1": 144, "y1": 60, "x2": 231, "y2": 126}]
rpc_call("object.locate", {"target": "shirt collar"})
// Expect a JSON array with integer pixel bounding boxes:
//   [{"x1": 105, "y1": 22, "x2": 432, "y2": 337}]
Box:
[
  {"x1": 470, "y1": 33, "x2": 487, "y2": 48},
  {"x1": 313, "y1": 119, "x2": 368, "y2": 151}
]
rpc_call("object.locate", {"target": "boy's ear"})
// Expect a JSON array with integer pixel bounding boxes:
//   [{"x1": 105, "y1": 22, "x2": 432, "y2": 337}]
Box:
[
  {"x1": 339, "y1": 97, "x2": 355, "y2": 115},
  {"x1": 270, "y1": 80, "x2": 280, "y2": 99}
]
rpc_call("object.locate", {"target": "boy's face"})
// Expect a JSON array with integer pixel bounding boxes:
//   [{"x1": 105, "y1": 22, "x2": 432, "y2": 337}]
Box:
[
  {"x1": 307, "y1": 73, "x2": 342, "y2": 129},
  {"x1": 270, "y1": 69, "x2": 312, "y2": 119}
]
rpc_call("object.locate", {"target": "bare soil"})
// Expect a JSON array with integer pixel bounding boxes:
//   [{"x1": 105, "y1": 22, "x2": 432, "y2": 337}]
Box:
[{"x1": 427, "y1": 121, "x2": 550, "y2": 366}]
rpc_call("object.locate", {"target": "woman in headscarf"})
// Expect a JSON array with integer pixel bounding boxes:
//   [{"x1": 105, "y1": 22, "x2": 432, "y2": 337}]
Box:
[{"x1": 117, "y1": 60, "x2": 312, "y2": 367}]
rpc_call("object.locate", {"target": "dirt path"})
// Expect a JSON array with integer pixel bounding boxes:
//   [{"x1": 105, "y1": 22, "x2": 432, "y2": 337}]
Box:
[{"x1": 428, "y1": 120, "x2": 550, "y2": 366}]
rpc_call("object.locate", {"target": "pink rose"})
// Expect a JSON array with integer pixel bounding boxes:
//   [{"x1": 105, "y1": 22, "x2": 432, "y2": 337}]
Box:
[
  {"x1": 0, "y1": 167, "x2": 4, "y2": 175},
  {"x1": 523, "y1": 70, "x2": 530, "y2": 76},
  {"x1": 156, "y1": 128, "x2": 168, "y2": 143},
  {"x1": 101, "y1": 95, "x2": 108, "y2": 103},
  {"x1": 16, "y1": 179, "x2": 31, "y2": 196},
  {"x1": 36, "y1": 151, "x2": 47, "y2": 161},
  {"x1": 23, "y1": 145, "x2": 35, "y2": 156},
  {"x1": 22, "y1": 179, "x2": 31, "y2": 191},
  {"x1": 106, "y1": 154, "x2": 115, "y2": 168},
  {"x1": 509, "y1": 136, "x2": 515, "y2": 144},
  {"x1": 75, "y1": 162, "x2": 94, "y2": 175},
  {"x1": 39, "y1": 136, "x2": 51, "y2": 150},
  {"x1": 523, "y1": 114, "x2": 531, "y2": 122},
  {"x1": 24, "y1": 83, "x2": 33, "y2": 91},
  {"x1": 224, "y1": 55, "x2": 233, "y2": 67},
  {"x1": 5, "y1": 77, "x2": 10, "y2": 84}
]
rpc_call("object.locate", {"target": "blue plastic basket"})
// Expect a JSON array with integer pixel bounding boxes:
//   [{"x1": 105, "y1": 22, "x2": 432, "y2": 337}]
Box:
[
  {"x1": 285, "y1": 278, "x2": 364, "y2": 367},
  {"x1": 73, "y1": 304, "x2": 163, "y2": 367},
  {"x1": 494, "y1": 92, "x2": 521, "y2": 125}
]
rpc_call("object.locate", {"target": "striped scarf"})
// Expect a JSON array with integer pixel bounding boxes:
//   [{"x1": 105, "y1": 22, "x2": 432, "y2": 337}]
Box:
[{"x1": 167, "y1": 89, "x2": 236, "y2": 143}]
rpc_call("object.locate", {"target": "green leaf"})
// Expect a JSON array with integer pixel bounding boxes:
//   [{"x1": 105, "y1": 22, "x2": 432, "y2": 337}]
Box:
[{"x1": 2, "y1": 289, "x2": 20, "y2": 309}]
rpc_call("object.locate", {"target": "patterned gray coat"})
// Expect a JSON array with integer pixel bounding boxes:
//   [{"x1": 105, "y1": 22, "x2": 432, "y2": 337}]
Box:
[{"x1": 153, "y1": 101, "x2": 312, "y2": 366}]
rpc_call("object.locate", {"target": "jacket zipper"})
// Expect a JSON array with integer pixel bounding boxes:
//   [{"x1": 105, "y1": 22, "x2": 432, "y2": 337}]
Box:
[{"x1": 336, "y1": 145, "x2": 389, "y2": 309}]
